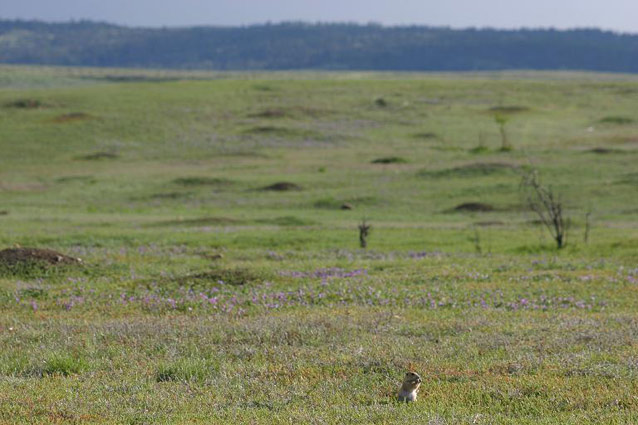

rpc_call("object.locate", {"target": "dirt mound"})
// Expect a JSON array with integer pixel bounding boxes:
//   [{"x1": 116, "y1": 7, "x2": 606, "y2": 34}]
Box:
[
  {"x1": 420, "y1": 162, "x2": 518, "y2": 178},
  {"x1": 76, "y1": 152, "x2": 119, "y2": 161},
  {"x1": 588, "y1": 147, "x2": 621, "y2": 154},
  {"x1": 474, "y1": 220, "x2": 504, "y2": 226},
  {"x1": 244, "y1": 126, "x2": 322, "y2": 139},
  {"x1": 413, "y1": 132, "x2": 438, "y2": 140},
  {"x1": 175, "y1": 268, "x2": 263, "y2": 286},
  {"x1": 173, "y1": 177, "x2": 233, "y2": 187},
  {"x1": 53, "y1": 112, "x2": 93, "y2": 123},
  {"x1": 261, "y1": 182, "x2": 302, "y2": 191},
  {"x1": 453, "y1": 202, "x2": 495, "y2": 212},
  {"x1": 256, "y1": 216, "x2": 315, "y2": 226},
  {"x1": 249, "y1": 109, "x2": 287, "y2": 118},
  {"x1": 0, "y1": 248, "x2": 81, "y2": 266},
  {"x1": 245, "y1": 125, "x2": 288, "y2": 134},
  {"x1": 371, "y1": 156, "x2": 407, "y2": 164}
]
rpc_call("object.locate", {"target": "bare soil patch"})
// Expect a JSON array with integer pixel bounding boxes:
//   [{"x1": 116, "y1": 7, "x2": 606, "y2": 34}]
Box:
[
  {"x1": 76, "y1": 152, "x2": 119, "y2": 161},
  {"x1": 53, "y1": 112, "x2": 93, "y2": 123},
  {"x1": 452, "y1": 202, "x2": 496, "y2": 212}
]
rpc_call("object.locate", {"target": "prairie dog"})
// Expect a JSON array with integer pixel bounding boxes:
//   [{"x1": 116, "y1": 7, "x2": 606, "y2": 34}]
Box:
[{"x1": 398, "y1": 371, "x2": 422, "y2": 402}]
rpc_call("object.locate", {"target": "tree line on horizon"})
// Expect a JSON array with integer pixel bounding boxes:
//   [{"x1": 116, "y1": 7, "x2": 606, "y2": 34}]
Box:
[{"x1": 1, "y1": 20, "x2": 638, "y2": 72}]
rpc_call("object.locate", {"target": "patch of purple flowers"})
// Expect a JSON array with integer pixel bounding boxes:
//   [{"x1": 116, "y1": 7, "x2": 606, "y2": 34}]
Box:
[
  {"x1": 281, "y1": 267, "x2": 368, "y2": 280},
  {"x1": 11, "y1": 279, "x2": 606, "y2": 315}
]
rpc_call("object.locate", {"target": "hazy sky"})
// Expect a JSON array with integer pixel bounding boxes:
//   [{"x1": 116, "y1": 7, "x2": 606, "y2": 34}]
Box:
[{"x1": 2, "y1": 0, "x2": 638, "y2": 33}]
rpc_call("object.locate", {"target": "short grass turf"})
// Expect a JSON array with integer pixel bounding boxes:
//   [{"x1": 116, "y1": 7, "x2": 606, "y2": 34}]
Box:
[{"x1": 0, "y1": 66, "x2": 638, "y2": 424}]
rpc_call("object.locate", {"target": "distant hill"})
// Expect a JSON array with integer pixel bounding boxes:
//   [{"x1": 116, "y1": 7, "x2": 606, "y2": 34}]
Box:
[{"x1": 1, "y1": 20, "x2": 638, "y2": 72}]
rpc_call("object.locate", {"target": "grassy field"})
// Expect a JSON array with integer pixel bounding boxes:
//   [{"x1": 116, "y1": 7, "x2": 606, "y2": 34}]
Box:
[{"x1": 0, "y1": 65, "x2": 637, "y2": 424}]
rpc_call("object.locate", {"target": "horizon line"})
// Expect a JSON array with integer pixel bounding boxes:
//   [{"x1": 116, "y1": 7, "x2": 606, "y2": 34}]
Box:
[{"x1": 2, "y1": 17, "x2": 637, "y2": 36}]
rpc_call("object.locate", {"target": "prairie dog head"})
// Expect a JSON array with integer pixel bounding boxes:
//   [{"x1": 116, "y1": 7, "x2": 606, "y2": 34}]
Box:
[{"x1": 402, "y1": 371, "x2": 422, "y2": 392}]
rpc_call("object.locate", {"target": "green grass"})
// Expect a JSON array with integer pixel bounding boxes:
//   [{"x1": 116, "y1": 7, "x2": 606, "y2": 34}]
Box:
[{"x1": 1, "y1": 66, "x2": 638, "y2": 423}]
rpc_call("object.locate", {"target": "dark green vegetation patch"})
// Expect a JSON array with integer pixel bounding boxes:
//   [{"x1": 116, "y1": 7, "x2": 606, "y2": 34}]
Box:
[
  {"x1": 419, "y1": 162, "x2": 520, "y2": 178},
  {"x1": 599, "y1": 115, "x2": 634, "y2": 124},
  {"x1": 172, "y1": 177, "x2": 234, "y2": 187},
  {"x1": 4, "y1": 98, "x2": 48, "y2": 109}
]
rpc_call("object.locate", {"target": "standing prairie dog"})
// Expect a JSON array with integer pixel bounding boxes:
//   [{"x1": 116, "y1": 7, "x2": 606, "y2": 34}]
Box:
[{"x1": 398, "y1": 371, "x2": 422, "y2": 402}]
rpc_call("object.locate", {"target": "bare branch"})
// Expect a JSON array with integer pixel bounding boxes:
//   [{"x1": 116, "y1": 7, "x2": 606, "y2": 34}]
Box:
[{"x1": 521, "y1": 170, "x2": 568, "y2": 249}]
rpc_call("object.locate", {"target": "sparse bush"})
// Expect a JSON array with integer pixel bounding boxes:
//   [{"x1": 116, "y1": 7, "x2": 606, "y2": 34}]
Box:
[
  {"x1": 469, "y1": 226, "x2": 482, "y2": 254},
  {"x1": 521, "y1": 170, "x2": 570, "y2": 249},
  {"x1": 584, "y1": 211, "x2": 592, "y2": 244},
  {"x1": 358, "y1": 219, "x2": 371, "y2": 249},
  {"x1": 494, "y1": 114, "x2": 512, "y2": 151},
  {"x1": 374, "y1": 97, "x2": 387, "y2": 107}
]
